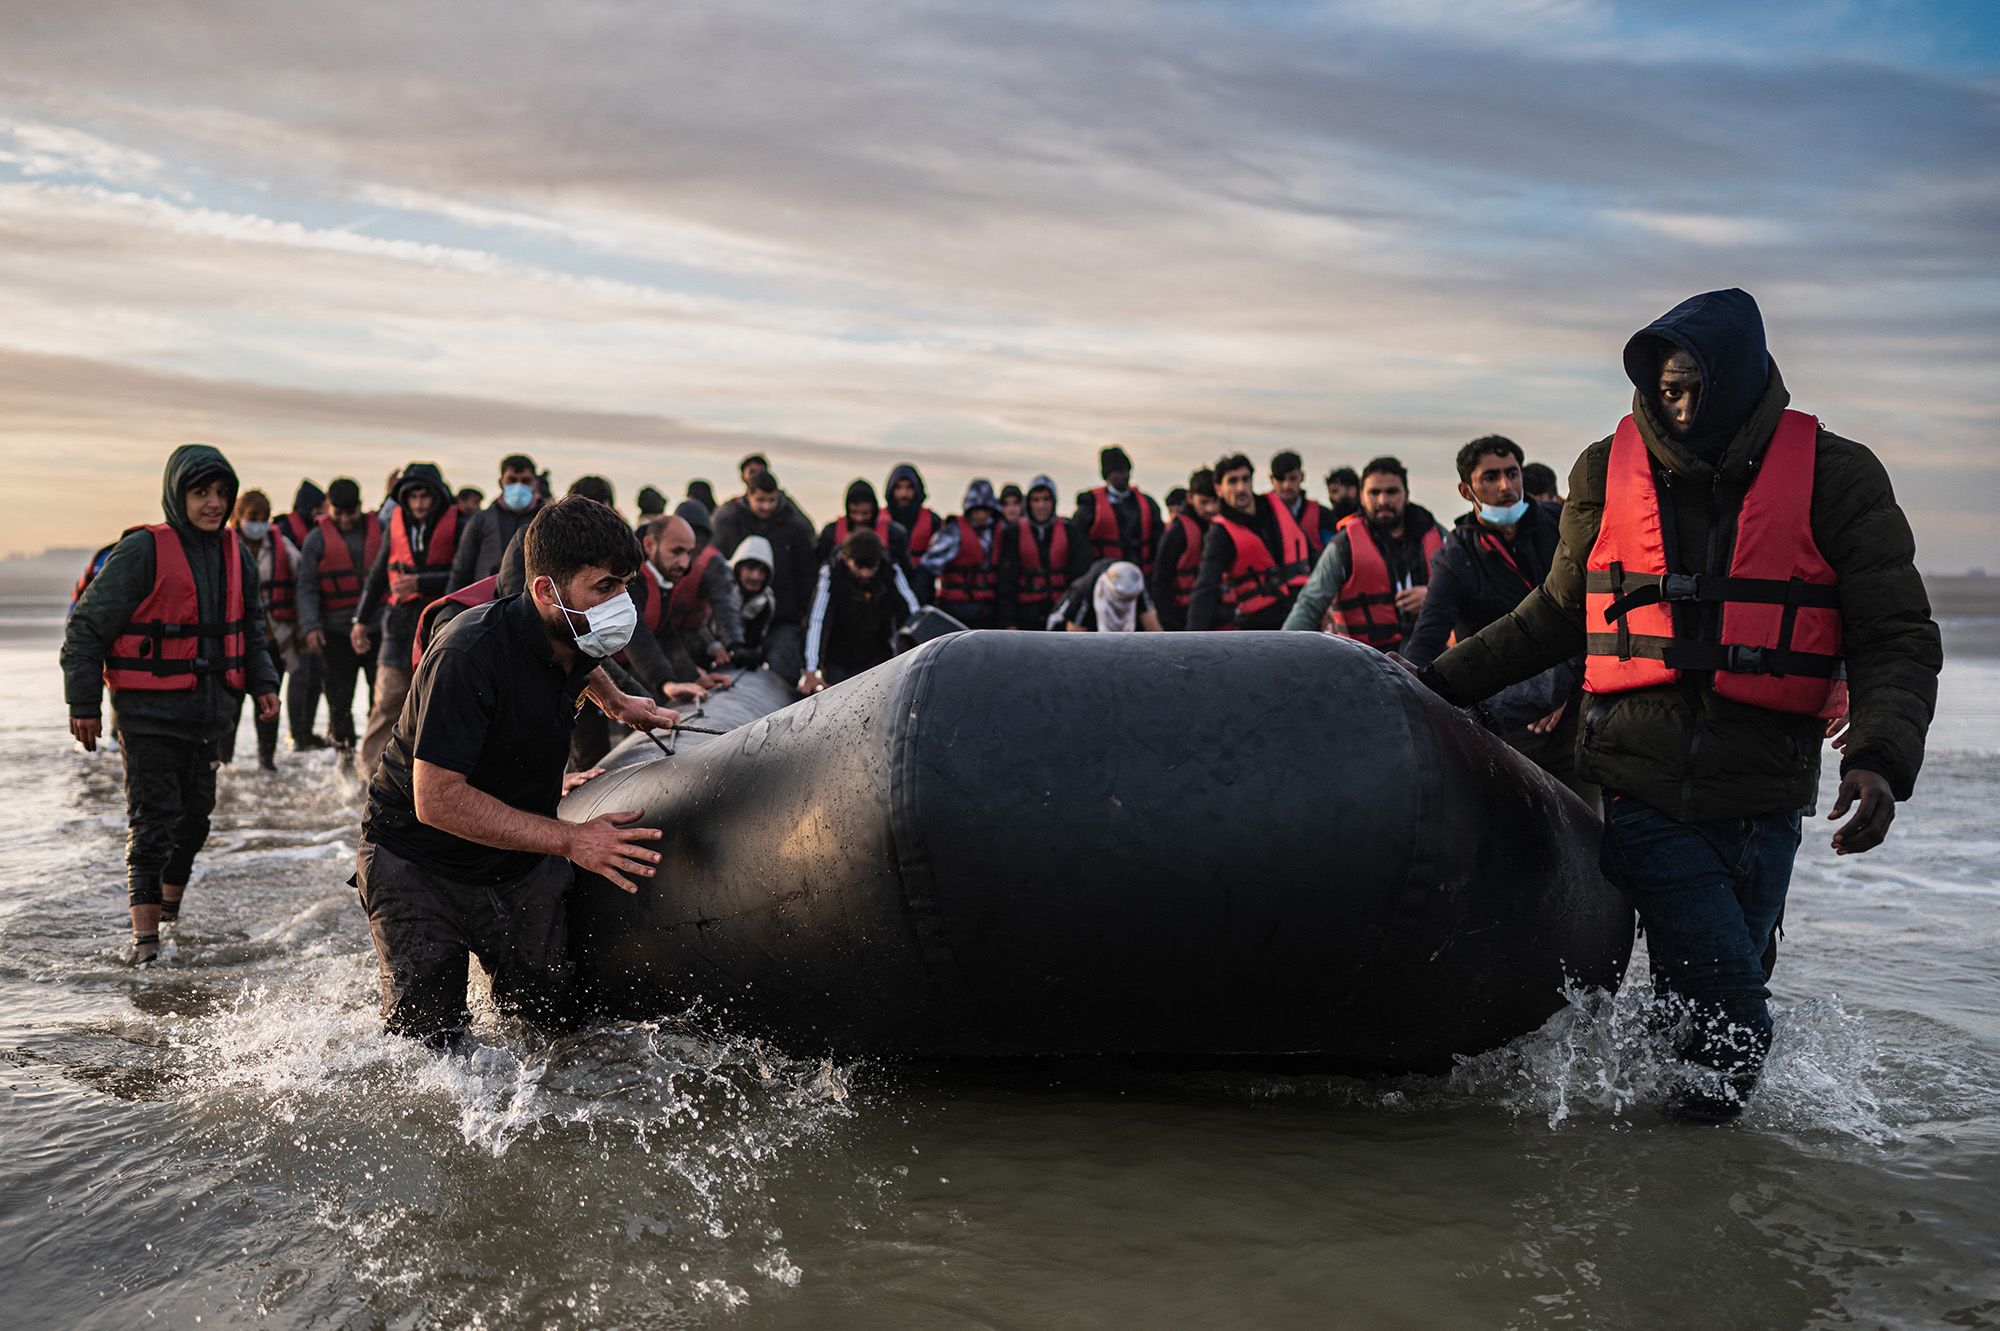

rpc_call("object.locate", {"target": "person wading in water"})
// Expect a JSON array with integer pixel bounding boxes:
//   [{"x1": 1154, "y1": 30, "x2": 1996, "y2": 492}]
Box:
[{"x1": 1409, "y1": 288, "x2": 1941, "y2": 1122}]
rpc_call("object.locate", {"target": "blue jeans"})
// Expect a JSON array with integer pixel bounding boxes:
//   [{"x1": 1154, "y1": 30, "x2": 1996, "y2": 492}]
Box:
[{"x1": 1599, "y1": 794, "x2": 1802, "y2": 1089}]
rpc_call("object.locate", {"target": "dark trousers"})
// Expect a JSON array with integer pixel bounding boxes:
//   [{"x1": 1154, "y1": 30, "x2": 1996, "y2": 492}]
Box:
[
  {"x1": 1600, "y1": 795, "x2": 1801, "y2": 1094},
  {"x1": 220, "y1": 663, "x2": 284, "y2": 766},
  {"x1": 286, "y1": 646, "x2": 322, "y2": 744},
  {"x1": 1014, "y1": 598, "x2": 1058, "y2": 630},
  {"x1": 354, "y1": 840, "x2": 576, "y2": 1046},
  {"x1": 319, "y1": 635, "x2": 377, "y2": 748},
  {"x1": 120, "y1": 731, "x2": 219, "y2": 906},
  {"x1": 936, "y1": 599, "x2": 997, "y2": 629}
]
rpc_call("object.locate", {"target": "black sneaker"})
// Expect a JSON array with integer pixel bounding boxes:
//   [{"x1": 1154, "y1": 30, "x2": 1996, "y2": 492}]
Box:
[{"x1": 295, "y1": 735, "x2": 332, "y2": 751}]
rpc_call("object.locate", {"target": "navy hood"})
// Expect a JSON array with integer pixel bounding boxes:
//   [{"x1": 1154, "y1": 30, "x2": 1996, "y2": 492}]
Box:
[
  {"x1": 290, "y1": 479, "x2": 325, "y2": 517},
  {"x1": 885, "y1": 463, "x2": 928, "y2": 507},
  {"x1": 1623, "y1": 288, "x2": 1770, "y2": 460},
  {"x1": 844, "y1": 479, "x2": 880, "y2": 520}
]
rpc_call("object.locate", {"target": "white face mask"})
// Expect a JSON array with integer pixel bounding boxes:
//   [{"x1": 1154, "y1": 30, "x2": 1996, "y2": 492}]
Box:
[
  {"x1": 240, "y1": 520, "x2": 271, "y2": 541},
  {"x1": 1478, "y1": 499, "x2": 1530, "y2": 527},
  {"x1": 548, "y1": 584, "x2": 637, "y2": 658}
]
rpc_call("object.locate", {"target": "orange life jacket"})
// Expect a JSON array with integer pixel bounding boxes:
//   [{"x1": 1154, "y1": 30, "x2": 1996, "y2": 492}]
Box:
[
  {"x1": 1083, "y1": 485, "x2": 1158, "y2": 572},
  {"x1": 1013, "y1": 519, "x2": 1072, "y2": 606},
  {"x1": 386, "y1": 503, "x2": 461, "y2": 605},
  {"x1": 937, "y1": 516, "x2": 1001, "y2": 604},
  {"x1": 412, "y1": 575, "x2": 497, "y2": 669},
  {"x1": 1330, "y1": 513, "x2": 1441, "y2": 650},
  {"x1": 103, "y1": 524, "x2": 249, "y2": 693},
  {"x1": 668, "y1": 545, "x2": 722, "y2": 631},
  {"x1": 314, "y1": 514, "x2": 383, "y2": 612},
  {"x1": 1584, "y1": 410, "x2": 1842, "y2": 716},
  {"x1": 1216, "y1": 494, "x2": 1312, "y2": 622}
]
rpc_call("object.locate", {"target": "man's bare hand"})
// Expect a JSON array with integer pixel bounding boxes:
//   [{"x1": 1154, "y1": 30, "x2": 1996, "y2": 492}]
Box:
[
  {"x1": 661, "y1": 681, "x2": 709, "y2": 705},
  {"x1": 564, "y1": 809, "x2": 662, "y2": 893},
  {"x1": 1527, "y1": 701, "x2": 1568, "y2": 736},
  {"x1": 349, "y1": 621, "x2": 372, "y2": 654},
  {"x1": 1393, "y1": 585, "x2": 1428, "y2": 615},
  {"x1": 70, "y1": 716, "x2": 102, "y2": 752},
  {"x1": 798, "y1": 669, "x2": 826, "y2": 696},
  {"x1": 305, "y1": 628, "x2": 326, "y2": 653},
  {"x1": 1385, "y1": 651, "x2": 1421, "y2": 676},
  {"x1": 697, "y1": 670, "x2": 733, "y2": 691},
  {"x1": 1829, "y1": 769, "x2": 1895, "y2": 855},
  {"x1": 602, "y1": 690, "x2": 681, "y2": 733},
  {"x1": 1824, "y1": 714, "x2": 1851, "y2": 753},
  {"x1": 254, "y1": 692, "x2": 280, "y2": 722},
  {"x1": 562, "y1": 767, "x2": 605, "y2": 796}
]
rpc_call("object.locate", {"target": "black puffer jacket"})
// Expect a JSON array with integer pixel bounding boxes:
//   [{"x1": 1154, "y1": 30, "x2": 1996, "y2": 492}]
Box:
[
  {"x1": 62, "y1": 443, "x2": 279, "y2": 741},
  {"x1": 1427, "y1": 292, "x2": 1941, "y2": 820}
]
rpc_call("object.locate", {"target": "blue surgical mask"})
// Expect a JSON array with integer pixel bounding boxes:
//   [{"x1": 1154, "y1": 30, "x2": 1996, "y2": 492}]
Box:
[
  {"x1": 1479, "y1": 499, "x2": 1530, "y2": 527},
  {"x1": 240, "y1": 520, "x2": 271, "y2": 541},
  {"x1": 502, "y1": 482, "x2": 537, "y2": 512}
]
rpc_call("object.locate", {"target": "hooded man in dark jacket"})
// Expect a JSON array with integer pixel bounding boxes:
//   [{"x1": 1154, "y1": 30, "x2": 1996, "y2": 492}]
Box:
[
  {"x1": 816, "y1": 479, "x2": 919, "y2": 588},
  {"x1": 273, "y1": 479, "x2": 328, "y2": 746},
  {"x1": 883, "y1": 463, "x2": 943, "y2": 602},
  {"x1": 709, "y1": 470, "x2": 817, "y2": 682},
  {"x1": 1413, "y1": 288, "x2": 1941, "y2": 1122},
  {"x1": 1070, "y1": 445, "x2": 1163, "y2": 575},
  {"x1": 353, "y1": 462, "x2": 457, "y2": 777},
  {"x1": 1404, "y1": 435, "x2": 1590, "y2": 803},
  {"x1": 62, "y1": 443, "x2": 281, "y2": 963}
]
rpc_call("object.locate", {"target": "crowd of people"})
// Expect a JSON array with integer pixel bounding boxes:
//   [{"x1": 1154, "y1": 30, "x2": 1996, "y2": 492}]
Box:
[{"x1": 58, "y1": 286, "x2": 1941, "y2": 1124}]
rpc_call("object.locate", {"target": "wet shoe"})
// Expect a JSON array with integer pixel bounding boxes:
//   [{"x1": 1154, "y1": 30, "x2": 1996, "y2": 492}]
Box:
[
  {"x1": 258, "y1": 755, "x2": 278, "y2": 771},
  {"x1": 127, "y1": 932, "x2": 160, "y2": 967},
  {"x1": 158, "y1": 898, "x2": 182, "y2": 925},
  {"x1": 295, "y1": 735, "x2": 332, "y2": 751}
]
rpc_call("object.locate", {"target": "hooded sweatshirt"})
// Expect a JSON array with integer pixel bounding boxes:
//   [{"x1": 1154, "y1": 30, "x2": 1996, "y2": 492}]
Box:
[
  {"x1": 355, "y1": 462, "x2": 456, "y2": 659},
  {"x1": 62, "y1": 443, "x2": 279, "y2": 741}
]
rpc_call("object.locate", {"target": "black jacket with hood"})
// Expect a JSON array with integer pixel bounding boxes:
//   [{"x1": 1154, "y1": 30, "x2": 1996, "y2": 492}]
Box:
[
  {"x1": 62, "y1": 443, "x2": 280, "y2": 742},
  {"x1": 710, "y1": 492, "x2": 818, "y2": 626},
  {"x1": 1424, "y1": 289, "x2": 1941, "y2": 821},
  {"x1": 355, "y1": 463, "x2": 455, "y2": 661}
]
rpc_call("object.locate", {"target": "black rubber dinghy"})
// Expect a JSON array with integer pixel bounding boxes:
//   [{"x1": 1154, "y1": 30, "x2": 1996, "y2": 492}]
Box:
[{"x1": 564, "y1": 631, "x2": 1632, "y2": 1070}]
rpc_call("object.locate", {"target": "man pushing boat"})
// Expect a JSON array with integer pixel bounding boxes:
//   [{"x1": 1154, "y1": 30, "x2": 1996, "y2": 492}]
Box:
[{"x1": 354, "y1": 494, "x2": 682, "y2": 1048}]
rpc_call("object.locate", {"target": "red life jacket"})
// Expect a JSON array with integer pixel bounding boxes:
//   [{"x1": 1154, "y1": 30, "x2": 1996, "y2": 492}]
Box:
[
  {"x1": 103, "y1": 524, "x2": 249, "y2": 694},
  {"x1": 277, "y1": 511, "x2": 311, "y2": 550},
  {"x1": 937, "y1": 516, "x2": 1001, "y2": 604},
  {"x1": 1584, "y1": 411, "x2": 1842, "y2": 716},
  {"x1": 1084, "y1": 486, "x2": 1158, "y2": 572},
  {"x1": 1296, "y1": 497, "x2": 1326, "y2": 559},
  {"x1": 1166, "y1": 512, "x2": 1205, "y2": 610},
  {"x1": 1013, "y1": 519, "x2": 1072, "y2": 606},
  {"x1": 636, "y1": 566, "x2": 671, "y2": 637},
  {"x1": 255, "y1": 532, "x2": 297, "y2": 621},
  {"x1": 314, "y1": 514, "x2": 383, "y2": 612},
  {"x1": 833, "y1": 512, "x2": 894, "y2": 548},
  {"x1": 386, "y1": 503, "x2": 461, "y2": 605},
  {"x1": 899, "y1": 508, "x2": 939, "y2": 555},
  {"x1": 668, "y1": 545, "x2": 722, "y2": 630},
  {"x1": 412, "y1": 575, "x2": 497, "y2": 669},
  {"x1": 1330, "y1": 514, "x2": 1441, "y2": 649},
  {"x1": 1216, "y1": 495, "x2": 1313, "y2": 622}
]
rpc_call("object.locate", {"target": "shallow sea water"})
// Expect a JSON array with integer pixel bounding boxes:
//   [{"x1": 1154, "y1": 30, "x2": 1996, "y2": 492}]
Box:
[{"x1": 1, "y1": 595, "x2": 1995, "y2": 1329}]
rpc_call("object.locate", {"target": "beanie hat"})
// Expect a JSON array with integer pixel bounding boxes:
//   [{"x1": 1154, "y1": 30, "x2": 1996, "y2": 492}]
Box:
[
  {"x1": 1099, "y1": 445, "x2": 1132, "y2": 479},
  {"x1": 292, "y1": 480, "x2": 325, "y2": 516},
  {"x1": 326, "y1": 477, "x2": 362, "y2": 509}
]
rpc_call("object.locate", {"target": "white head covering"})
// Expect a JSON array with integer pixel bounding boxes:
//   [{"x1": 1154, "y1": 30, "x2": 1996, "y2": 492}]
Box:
[{"x1": 1092, "y1": 561, "x2": 1144, "y2": 633}]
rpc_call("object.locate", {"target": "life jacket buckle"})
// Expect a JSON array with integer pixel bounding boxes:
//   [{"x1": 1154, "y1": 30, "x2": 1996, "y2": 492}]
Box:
[
  {"x1": 1660, "y1": 573, "x2": 1701, "y2": 601},
  {"x1": 1726, "y1": 644, "x2": 1766, "y2": 674}
]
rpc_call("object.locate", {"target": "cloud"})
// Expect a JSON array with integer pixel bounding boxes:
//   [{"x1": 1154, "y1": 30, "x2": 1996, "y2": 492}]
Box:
[{"x1": 0, "y1": 2, "x2": 1993, "y2": 567}]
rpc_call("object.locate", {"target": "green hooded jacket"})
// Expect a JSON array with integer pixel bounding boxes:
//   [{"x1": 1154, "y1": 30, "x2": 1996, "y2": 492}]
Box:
[
  {"x1": 1425, "y1": 365, "x2": 1941, "y2": 822},
  {"x1": 61, "y1": 443, "x2": 280, "y2": 742}
]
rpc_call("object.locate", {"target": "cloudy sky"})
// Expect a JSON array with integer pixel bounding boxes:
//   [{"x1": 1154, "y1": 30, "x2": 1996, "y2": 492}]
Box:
[{"x1": 0, "y1": 0, "x2": 1994, "y2": 569}]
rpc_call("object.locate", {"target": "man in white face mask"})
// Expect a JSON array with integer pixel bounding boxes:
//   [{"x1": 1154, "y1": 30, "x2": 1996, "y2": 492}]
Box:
[
  {"x1": 1398, "y1": 435, "x2": 1593, "y2": 803},
  {"x1": 353, "y1": 495, "x2": 682, "y2": 1049}
]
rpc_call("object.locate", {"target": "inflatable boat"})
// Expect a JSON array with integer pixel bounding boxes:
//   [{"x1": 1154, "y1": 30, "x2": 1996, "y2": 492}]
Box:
[{"x1": 563, "y1": 631, "x2": 1631, "y2": 1070}]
